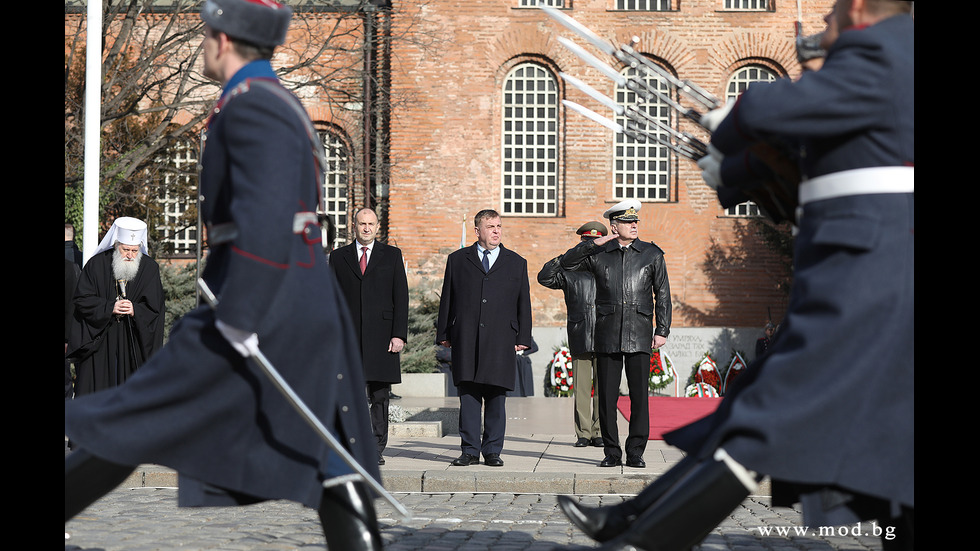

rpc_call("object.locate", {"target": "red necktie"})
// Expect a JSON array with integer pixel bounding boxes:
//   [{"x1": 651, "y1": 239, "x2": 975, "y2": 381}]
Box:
[{"x1": 360, "y1": 246, "x2": 368, "y2": 274}]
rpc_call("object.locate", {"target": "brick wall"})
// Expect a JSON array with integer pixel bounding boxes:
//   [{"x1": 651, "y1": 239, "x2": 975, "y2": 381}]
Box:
[{"x1": 386, "y1": 0, "x2": 828, "y2": 329}]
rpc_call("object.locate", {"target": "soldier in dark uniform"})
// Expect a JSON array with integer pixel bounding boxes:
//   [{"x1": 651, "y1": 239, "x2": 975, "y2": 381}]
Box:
[
  {"x1": 537, "y1": 221, "x2": 608, "y2": 448},
  {"x1": 65, "y1": 1, "x2": 383, "y2": 549},
  {"x1": 558, "y1": 1, "x2": 913, "y2": 550},
  {"x1": 559, "y1": 200, "x2": 672, "y2": 469}
]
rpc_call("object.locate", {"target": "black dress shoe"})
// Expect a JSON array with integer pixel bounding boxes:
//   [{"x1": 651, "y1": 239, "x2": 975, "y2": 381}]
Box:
[
  {"x1": 591, "y1": 437, "x2": 604, "y2": 447},
  {"x1": 626, "y1": 455, "x2": 646, "y2": 468},
  {"x1": 378, "y1": 456, "x2": 385, "y2": 466},
  {"x1": 484, "y1": 453, "x2": 504, "y2": 467},
  {"x1": 389, "y1": 392, "x2": 402, "y2": 400},
  {"x1": 557, "y1": 495, "x2": 630, "y2": 543},
  {"x1": 574, "y1": 437, "x2": 590, "y2": 447},
  {"x1": 451, "y1": 453, "x2": 479, "y2": 466},
  {"x1": 599, "y1": 455, "x2": 622, "y2": 467}
]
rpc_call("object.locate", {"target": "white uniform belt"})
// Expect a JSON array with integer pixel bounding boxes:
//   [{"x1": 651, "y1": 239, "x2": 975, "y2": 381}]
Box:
[
  {"x1": 799, "y1": 166, "x2": 914, "y2": 206},
  {"x1": 292, "y1": 212, "x2": 319, "y2": 233}
]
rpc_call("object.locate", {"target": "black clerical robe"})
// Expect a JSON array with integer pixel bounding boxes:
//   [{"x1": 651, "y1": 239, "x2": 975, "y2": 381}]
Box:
[{"x1": 67, "y1": 249, "x2": 165, "y2": 395}]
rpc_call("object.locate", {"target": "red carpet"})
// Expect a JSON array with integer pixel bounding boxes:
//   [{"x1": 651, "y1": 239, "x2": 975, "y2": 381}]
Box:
[{"x1": 617, "y1": 396, "x2": 722, "y2": 440}]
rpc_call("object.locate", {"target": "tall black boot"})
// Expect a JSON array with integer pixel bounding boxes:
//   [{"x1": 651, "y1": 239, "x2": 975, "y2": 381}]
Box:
[
  {"x1": 65, "y1": 448, "x2": 135, "y2": 522},
  {"x1": 558, "y1": 454, "x2": 699, "y2": 542},
  {"x1": 318, "y1": 480, "x2": 383, "y2": 551},
  {"x1": 598, "y1": 449, "x2": 758, "y2": 551}
]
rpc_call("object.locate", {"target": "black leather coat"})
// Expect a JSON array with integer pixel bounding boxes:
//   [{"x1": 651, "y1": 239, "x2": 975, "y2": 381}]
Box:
[
  {"x1": 537, "y1": 255, "x2": 596, "y2": 356},
  {"x1": 560, "y1": 238, "x2": 671, "y2": 355}
]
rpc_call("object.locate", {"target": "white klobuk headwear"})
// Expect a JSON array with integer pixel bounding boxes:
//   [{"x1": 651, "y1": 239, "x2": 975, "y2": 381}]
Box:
[{"x1": 94, "y1": 217, "x2": 149, "y2": 255}]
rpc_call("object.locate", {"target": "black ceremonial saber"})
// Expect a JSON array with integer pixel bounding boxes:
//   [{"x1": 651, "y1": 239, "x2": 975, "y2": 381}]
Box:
[{"x1": 197, "y1": 278, "x2": 411, "y2": 520}]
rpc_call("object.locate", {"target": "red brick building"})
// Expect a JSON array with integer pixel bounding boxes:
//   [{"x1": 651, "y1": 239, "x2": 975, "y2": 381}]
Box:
[
  {"x1": 387, "y1": 0, "x2": 827, "y2": 331},
  {"x1": 67, "y1": 0, "x2": 830, "y2": 343}
]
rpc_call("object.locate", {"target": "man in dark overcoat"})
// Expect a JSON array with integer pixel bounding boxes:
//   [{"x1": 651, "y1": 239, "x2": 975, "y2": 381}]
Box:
[
  {"x1": 67, "y1": 217, "x2": 166, "y2": 397},
  {"x1": 558, "y1": 2, "x2": 914, "y2": 550},
  {"x1": 537, "y1": 221, "x2": 607, "y2": 448},
  {"x1": 331, "y1": 207, "x2": 409, "y2": 465},
  {"x1": 559, "y1": 200, "x2": 671, "y2": 469},
  {"x1": 436, "y1": 209, "x2": 532, "y2": 467},
  {"x1": 65, "y1": 2, "x2": 383, "y2": 549}
]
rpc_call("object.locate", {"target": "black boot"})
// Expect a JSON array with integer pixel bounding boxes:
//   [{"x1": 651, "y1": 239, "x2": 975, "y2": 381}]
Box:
[
  {"x1": 880, "y1": 507, "x2": 914, "y2": 551},
  {"x1": 65, "y1": 448, "x2": 135, "y2": 522},
  {"x1": 318, "y1": 480, "x2": 383, "y2": 550},
  {"x1": 558, "y1": 454, "x2": 699, "y2": 542},
  {"x1": 598, "y1": 449, "x2": 757, "y2": 551}
]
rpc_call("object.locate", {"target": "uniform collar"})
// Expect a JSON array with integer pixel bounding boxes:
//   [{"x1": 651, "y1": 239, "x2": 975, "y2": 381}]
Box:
[{"x1": 222, "y1": 60, "x2": 278, "y2": 99}]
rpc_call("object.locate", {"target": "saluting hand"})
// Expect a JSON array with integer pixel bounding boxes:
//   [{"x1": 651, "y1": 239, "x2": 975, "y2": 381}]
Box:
[{"x1": 593, "y1": 233, "x2": 617, "y2": 246}]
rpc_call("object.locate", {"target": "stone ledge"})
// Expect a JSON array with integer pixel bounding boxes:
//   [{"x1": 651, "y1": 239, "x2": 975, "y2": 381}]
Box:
[
  {"x1": 114, "y1": 466, "x2": 772, "y2": 497},
  {"x1": 389, "y1": 421, "x2": 442, "y2": 438}
]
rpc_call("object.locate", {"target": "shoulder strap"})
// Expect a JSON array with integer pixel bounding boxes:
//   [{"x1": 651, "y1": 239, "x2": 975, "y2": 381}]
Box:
[
  {"x1": 246, "y1": 79, "x2": 327, "y2": 213},
  {"x1": 210, "y1": 78, "x2": 326, "y2": 215}
]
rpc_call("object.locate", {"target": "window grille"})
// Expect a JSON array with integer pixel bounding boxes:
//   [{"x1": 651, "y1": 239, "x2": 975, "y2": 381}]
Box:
[
  {"x1": 155, "y1": 141, "x2": 198, "y2": 255},
  {"x1": 724, "y1": 65, "x2": 777, "y2": 217},
  {"x1": 723, "y1": 0, "x2": 768, "y2": 10},
  {"x1": 613, "y1": 66, "x2": 671, "y2": 201},
  {"x1": 320, "y1": 131, "x2": 351, "y2": 249},
  {"x1": 518, "y1": 0, "x2": 564, "y2": 7},
  {"x1": 615, "y1": 0, "x2": 671, "y2": 10},
  {"x1": 502, "y1": 63, "x2": 560, "y2": 216}
]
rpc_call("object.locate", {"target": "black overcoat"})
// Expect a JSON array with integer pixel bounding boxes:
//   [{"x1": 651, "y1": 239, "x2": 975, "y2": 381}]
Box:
[
  {"x1": 330, "y1": 241, "x2": 409, "y2": 383},
  {"x1": 436, "y1": 244, "x2": 532, "y2": 390},
  {"x1": 65, "y1": 64, "x2": 378, "y2": 510}
]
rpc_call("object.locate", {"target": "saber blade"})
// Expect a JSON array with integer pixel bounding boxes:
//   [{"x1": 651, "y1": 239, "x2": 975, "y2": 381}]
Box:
[
  {"x1": 563, "y1": 100, "x2": 625, "y2": 134},
  {"x1": 559, "y1": 72, "x2": 623, "y2": 115},
  {"x1": 557, "y1": 37, "x2": 627, "y2": 86},
  {"x1": 539, "y1": 5, "x2": 617, "y2": 57}
]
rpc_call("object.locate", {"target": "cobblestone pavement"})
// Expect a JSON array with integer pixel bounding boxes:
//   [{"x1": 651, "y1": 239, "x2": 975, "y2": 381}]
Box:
[{"x1": 65, "y1": 487, "x2": 885, "y2": 551}]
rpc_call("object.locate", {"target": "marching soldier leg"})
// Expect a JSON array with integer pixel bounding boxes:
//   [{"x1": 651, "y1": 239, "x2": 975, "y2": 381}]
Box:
[
  {"x1": 599, "y1": 449, "x2": 758, "y2": 551},
  {"x1": 558, "y1": 453, "x2": 699, "y2": 542},
  {"x1": 318, "y1": 480, "x2": 383, "y2": 551}
]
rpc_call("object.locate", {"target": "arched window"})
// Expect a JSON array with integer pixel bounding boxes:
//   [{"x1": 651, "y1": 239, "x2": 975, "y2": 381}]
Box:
[
  {"x1": 320, "y1": 130, "x2": 351, "y2": 250},
  {"x1": 724, "y1": 64, "x2": 777, "y2": 217},
  {"x1": 502, "y1": 62, "x2": 560, "y2": 216},
  {"x1": 614, "y1": 65, "x2": 672, "y2": 201}
]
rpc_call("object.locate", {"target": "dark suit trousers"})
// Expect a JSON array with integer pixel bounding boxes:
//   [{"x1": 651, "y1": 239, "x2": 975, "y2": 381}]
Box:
[
  {"x1": 457, "y1": 381, "x2": 507, "y2": 457},
  {"x1": 366, "y1": 382, "x2": 390, "y2": 455},
  {"x1": 596, "y1": 352, "x2": 650, "y2": 459}
]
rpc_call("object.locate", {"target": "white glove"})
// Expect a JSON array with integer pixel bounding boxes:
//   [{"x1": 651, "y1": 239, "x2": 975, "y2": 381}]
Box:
[
  {"x1": 699, "y1": 102, "x2": 734, "y2": 133},
  {"x1": 216, "y1": 319, "x2": 260, "y2": 358},
  {"x1": 697, "y1": 144, "x2": 724, "y2": 190}
]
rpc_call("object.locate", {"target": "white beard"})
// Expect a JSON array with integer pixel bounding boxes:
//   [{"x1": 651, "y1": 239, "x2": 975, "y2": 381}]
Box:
[{"x1": 112, "y1": 249, "x2": 142, "y2": 282}]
